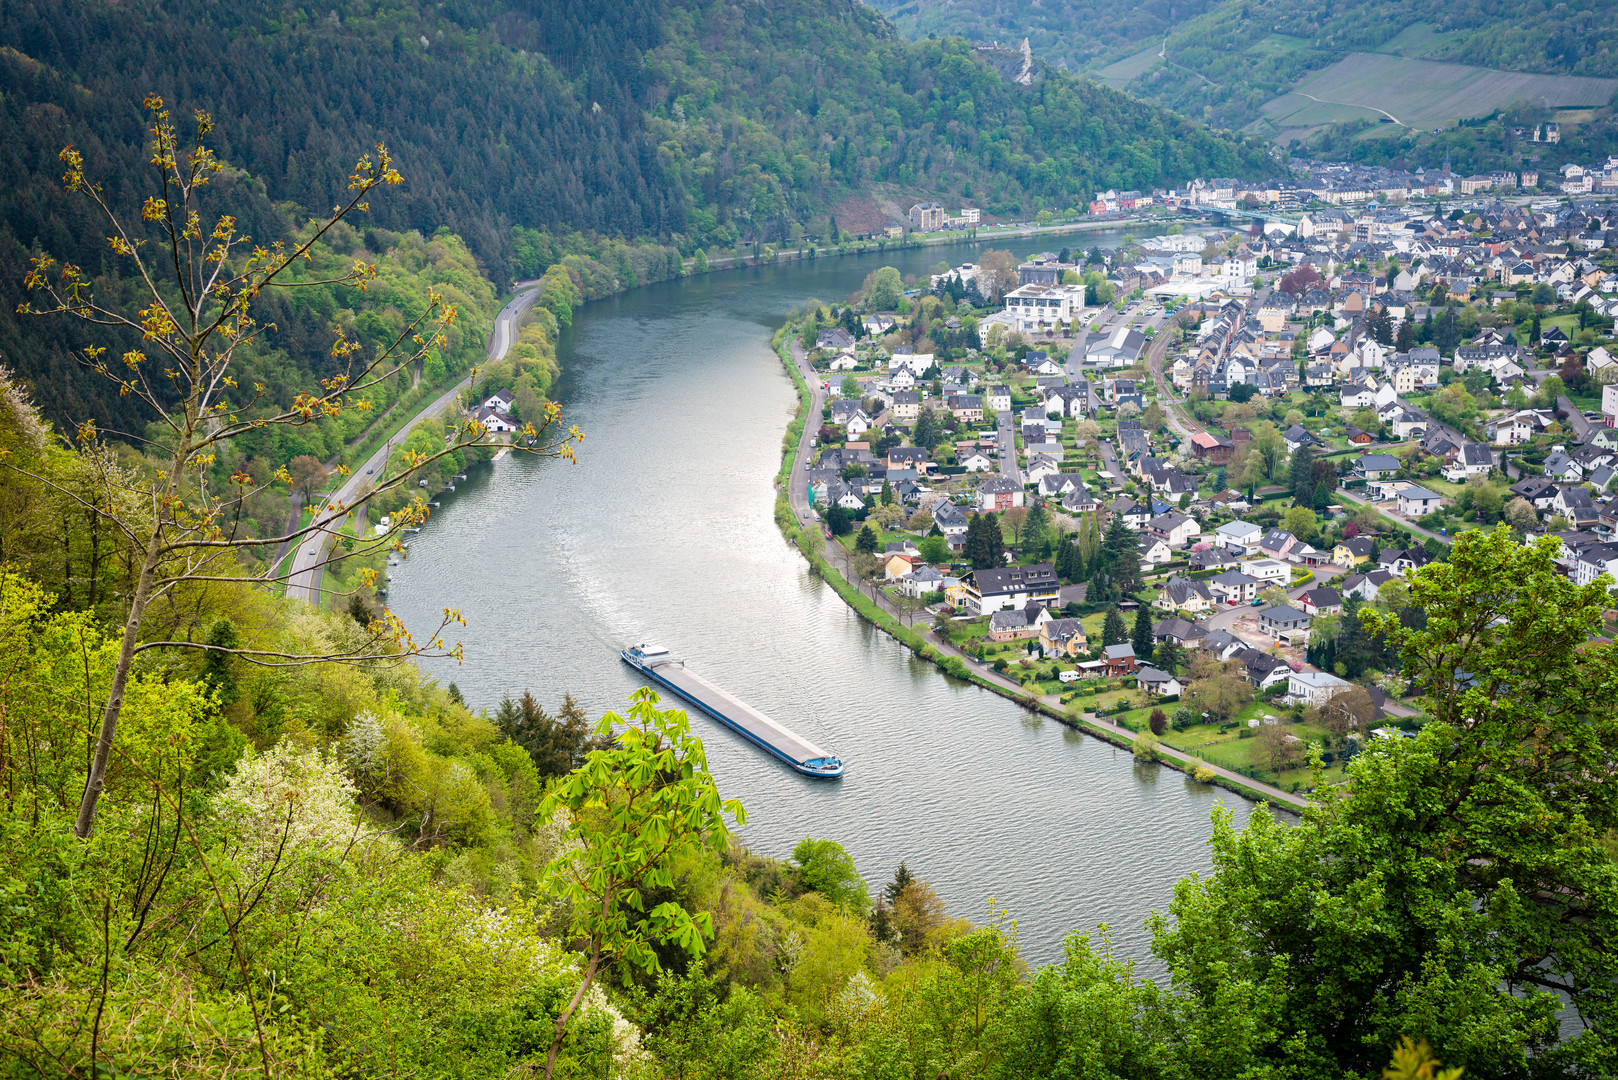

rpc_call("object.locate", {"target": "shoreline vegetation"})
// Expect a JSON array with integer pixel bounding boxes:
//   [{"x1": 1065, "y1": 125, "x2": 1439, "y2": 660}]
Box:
[{"x1": 764, "y1": 324, "x2": 1296, "y2": 810}]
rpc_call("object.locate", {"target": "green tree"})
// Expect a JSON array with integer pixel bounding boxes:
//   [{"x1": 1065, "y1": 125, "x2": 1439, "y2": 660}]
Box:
[
  {"x1": 841, "y1": 374, "x2": 860, "y2": 398},
  {"x1": 1102, "y1": 606, "x2": 1128, "y2": 646},
  {"x1": 1131, "y1": 605, "x2": 1155, "y2": 665},
  {"x1": 1282, "y1": 505, "x2": 1318, "y2": 542},
  {"x1": 1288, "y1": 443, "x2": 1316, "y2": 506},
  {"x1": 919, "y1": 534, "x2": 950, "y2": 564},
  {"x1": 18, "y1": 100, "x2": 576, "y2": 839},
  {"x1": 1156, "y1": 639, "x2": 1185, "y2": 677},
  {"x1": 793, "y1": 837, "x2": 871, "y2": 912},
  {"x1": 866, "y1": 266, "x2": 904, "y2": 310},
  {"x1": 1161, "y1": 529, "x2": 1618, "y2": 1076},
  {"x1": 495, "y1": 691, "x2": 608, "y2": 779},
  {"x1": 964, "y1": 513, "x2": 1005, "y2": 570},
  {"x1": 538, "y1": 689, "x2": 745, "y2": 1080},
  {"x1": 855, "y1": 524, "x2": 879, "y2": 554},
  {"x1": 914, "y1": 407, "x2": 944, "y2": 450}
]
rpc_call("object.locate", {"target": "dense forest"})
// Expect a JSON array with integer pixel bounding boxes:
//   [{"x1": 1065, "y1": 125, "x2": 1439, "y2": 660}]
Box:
[
  {"x1": 873, "y1": 0, "x2": 1224, "y2": 77},
  {"x1": 0, "y1": 0, "x2": 1271, "y2": 433}
]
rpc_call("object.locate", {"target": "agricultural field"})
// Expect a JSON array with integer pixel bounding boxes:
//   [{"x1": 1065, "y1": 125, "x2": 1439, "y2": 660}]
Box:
[
  {"x1": 1262, "y1": 52, "x2": 1618, "y2": 134},
  {"x1": 1092, "y1": 44, "x2": 1164, "y2": 90}
]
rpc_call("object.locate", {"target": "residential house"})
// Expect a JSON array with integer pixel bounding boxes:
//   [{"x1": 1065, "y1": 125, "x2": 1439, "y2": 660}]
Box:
[
  {"x1": 932, "y1": 500, "x2": 970, "y2": 539},
  {"x1": 1510, "y1": 476, "x2": 1558, "y2": 510},
  {"x1": 890, "y1": 391, "x2": 921, "y2": 422},
  {"x1": 1354, "y1": 454, "x2": 1403, "y2": 480},
  {"x1": 1135, "y1": 667, "x2": 1184, "y2": 697},
  {"x1": 1258, "y1": 529, "x2": 1302, "y2": 561},
  {"x1": 1152, "y1": 618, "x2": 1208, "y2": 646},
  {"x1": 1574, "y1": 543, "x2": 1618, "y2": 592},
  {"x1": 1102, "y1": 643, "x2": 1138, "y2": 676},
  {"x1": 1215, "y1": 519, "x2": 1263, "y2": 554},
  {"x1": 1297, "y1": 587, "x2": 1343, "y2": 616},
  {"x1": 816, "y1": 327, "x2": 856, "y2": 351},
  {"x1": 472, "y1": 405, "x2": 517, "y2": 433},
  {"x1": 1259, "y1": 604, "x2": 1313, "y2": 644},
  {"x1": 1378, "y1": 547, "x2": 1431, "y2": 577},
  {"x1": 959, "y1": 448, "x2": 995, "y2": 472},
  {"x1": 1555, "y1": 485, "x2": 1599, "y2": 528},
  {"x1": 977, "y1": 475, "x2": 1025, "y2": 512},
  {"x1": 1342, "y1": 568, "x2": 1397, "y2": 602},
  {"x1": 947, "y1": 394, "x2": 984, "y2": 422},
  {"x1": 898, "y1": 565, "x2": 945, "y2": 598},
  {"x1": 1332, "y1": 537, "x2": 1374, "y2": 565},
  {"x1": 1282, "y1": 425, "x2": 1320, "y2": 453},
  {"x1": 1397, "y1": 485, "x2": 1444, "y2": 516},
  {"x1": 1208, "y1": 569, "x2": 1261, "y2": 603},
  {"x1": 1285, "y1": 670, "x2": 1353, "y2": 707},
  {"x1": 1156, "y1": 575, "x2": 1214, "y2": 614},
  {"x1": 1062, "y1": 486, "x2": 1101, "y2": 514},
  {"x1": 1442, "y1": 443, "x2": 1493, "y2": 482},
  {"x1": 964, "y1": 564, "x2": 1060, "y2": 615},
  {"x1": 986, "y1": 385, "x2": 1012, "y2": 412},
  {"x1": 1147, "y1": 512, "x2": 1200, "y2": 547},
  {"x1": 882, "y1": 553, "x2": 919, "y2": 580},
  {"x1": 1240, "y1": 557, "x2": 1291, "y2": 586},
  {"x1": 987, "y1": 603, "x2": 1051, "y2": 641},
  {"x1": 1039, "y1": 618, "x2": 1090, "y2": 659},
  {"x1": 1025, "y1": 454, "x2": 1062, "y2": 485},
  {"x1": 1140, "y1": 535, "x2": 1174, "y2": 566},
  {"x1": 1236, "y1": 648, "x2": 1292, "y2": 690}
]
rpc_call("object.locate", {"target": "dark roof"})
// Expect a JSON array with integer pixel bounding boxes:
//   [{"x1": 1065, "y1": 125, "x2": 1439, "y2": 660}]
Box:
[{"x1": 970, "y1": 564, "x2": 1058, "y2": 596}]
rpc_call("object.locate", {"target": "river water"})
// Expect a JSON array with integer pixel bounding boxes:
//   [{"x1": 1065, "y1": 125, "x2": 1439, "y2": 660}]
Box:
[{"x1": 388, "y1": 233, "x2": 1274, "y2": 968}]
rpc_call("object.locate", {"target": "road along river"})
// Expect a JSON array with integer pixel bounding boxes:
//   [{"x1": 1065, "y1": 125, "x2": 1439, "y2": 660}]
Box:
[{"x1": 386, "y1": 234, "x2": 1277, "y2": 968}]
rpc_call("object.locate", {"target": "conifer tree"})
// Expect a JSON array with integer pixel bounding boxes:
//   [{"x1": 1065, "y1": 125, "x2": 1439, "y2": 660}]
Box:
[
  {"x1": 1102, "y1": 605, "x2": 1128, "y2": 646},
  {"x1": 1132, "y1": 605, "x2": 1155, "y2": 665}
]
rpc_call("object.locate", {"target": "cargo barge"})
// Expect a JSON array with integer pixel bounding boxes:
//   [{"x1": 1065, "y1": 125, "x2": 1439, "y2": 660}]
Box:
[{"x1": 621, "y1": 644, "x2": 843, "y2": 778}]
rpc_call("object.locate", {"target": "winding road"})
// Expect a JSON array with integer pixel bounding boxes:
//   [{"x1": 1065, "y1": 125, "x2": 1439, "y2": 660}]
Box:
[{"x1": 284, "y1": 285, "x2": 541, "y2": 604}]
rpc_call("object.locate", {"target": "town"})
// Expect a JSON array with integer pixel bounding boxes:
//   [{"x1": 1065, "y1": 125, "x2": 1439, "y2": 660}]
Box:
[{"x1": 791, "y1": 179, "x2": 1618, "y2": 793}]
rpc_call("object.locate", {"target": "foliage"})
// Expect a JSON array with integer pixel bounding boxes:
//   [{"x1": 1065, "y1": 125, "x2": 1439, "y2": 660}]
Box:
[
  {"x1": 538, "y1": 687, "x2": 745, "y2": 1077},
  {"x1": 793, "y1": 838, "x2": 872, "y2": 913}
]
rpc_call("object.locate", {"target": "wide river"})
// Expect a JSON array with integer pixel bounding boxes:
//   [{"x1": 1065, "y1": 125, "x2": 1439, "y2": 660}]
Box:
[{"x1": 389, "y1": 233, "x2": 1274, "y2": 968}]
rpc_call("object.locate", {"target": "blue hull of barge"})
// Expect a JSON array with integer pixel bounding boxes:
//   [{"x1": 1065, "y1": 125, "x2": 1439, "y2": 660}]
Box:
[{"x1": 623, "y1": 655, "x2": 843, "y2": 779}]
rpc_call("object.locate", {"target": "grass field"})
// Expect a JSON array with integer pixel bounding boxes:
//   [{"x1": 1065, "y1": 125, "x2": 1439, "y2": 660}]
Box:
[
  {"x1": 1263, "y1": 52, "x2": 1618, "y2": 132},
  {"x1": 1370, "y1": 22, "x2": 1453, "y2": 59},
  {"x1": 1092, "y1": 44, "x2": 1162, "y2": 89}
]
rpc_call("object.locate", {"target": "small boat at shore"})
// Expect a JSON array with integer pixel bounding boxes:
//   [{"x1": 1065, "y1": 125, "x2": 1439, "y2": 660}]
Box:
[{"x1": 621, "y1": 644, "x2": 843, "y2": 778}]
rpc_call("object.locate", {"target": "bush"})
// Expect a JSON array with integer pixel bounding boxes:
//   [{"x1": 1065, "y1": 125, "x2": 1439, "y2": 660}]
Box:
[
  {"x1": 1193, "y1": 763, "x2": 1218, "y2": 783},
  {"x1": 1171, "y1": 706, "x2": 1196, "y2": 732},
  {"x1": 1148, "y1": 709, "x2": 1168, "y2": 736},
  {"x1": 1133, "y1": 732, "x2": 1160, "y2": 761},
  {"x1": 1238, "y1": 726, "x2": 1256, "y2": 739}
]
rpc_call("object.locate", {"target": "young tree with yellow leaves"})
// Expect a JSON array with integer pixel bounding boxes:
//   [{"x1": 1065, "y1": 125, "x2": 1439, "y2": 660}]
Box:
[{"x1": 13, "y1": 96, "x2": 579, "y2": 839}]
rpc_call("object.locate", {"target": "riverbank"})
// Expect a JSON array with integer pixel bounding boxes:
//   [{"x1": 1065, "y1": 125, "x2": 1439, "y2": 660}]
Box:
[
  {"x1": 693, "y1": 214, "x2": 1180, "y2": 276},
  {"x1": 766, "y1": 324, "x2": 1307, "y2": 812}
]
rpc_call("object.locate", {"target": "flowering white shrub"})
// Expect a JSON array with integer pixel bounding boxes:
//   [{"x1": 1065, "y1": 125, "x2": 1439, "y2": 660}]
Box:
[{"x1": 211, "y1": 742, "x2": 362, "y2": 866}]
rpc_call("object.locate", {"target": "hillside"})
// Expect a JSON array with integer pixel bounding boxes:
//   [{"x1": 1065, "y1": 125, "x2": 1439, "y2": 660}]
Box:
[
  {"x1": 0, "y1": 0, "x2": 1266, "y2": 430},
  {"x1": 871, "y1": 0, "x2": 1224, "y2": 73},
  {"x1": 878, "y1": 0, "x2": 1618, "y2": 155}
]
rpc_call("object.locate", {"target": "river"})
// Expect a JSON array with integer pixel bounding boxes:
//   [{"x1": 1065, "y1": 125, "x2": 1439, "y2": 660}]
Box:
[{"x1": 387, "y1": 233, "x2": 1275, "y2": 969}]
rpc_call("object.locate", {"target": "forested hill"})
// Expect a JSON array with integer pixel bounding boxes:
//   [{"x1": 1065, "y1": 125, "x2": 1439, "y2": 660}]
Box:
[
  {"x1": 877, "y1": 0, "x2": 1618, "y2": 133},
  {"x1": 873, "y1": 0, "x2": 1226, "y2": 74},
  {"x1": 0, "y1": 0, "x2": 1267, "y2": 280}
]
